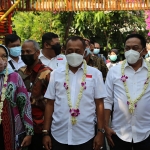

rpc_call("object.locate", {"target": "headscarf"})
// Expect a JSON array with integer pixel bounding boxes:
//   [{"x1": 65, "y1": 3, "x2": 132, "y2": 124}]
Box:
[{"x1": 0, "y1": 44, "x2": 14, "y2": 75}]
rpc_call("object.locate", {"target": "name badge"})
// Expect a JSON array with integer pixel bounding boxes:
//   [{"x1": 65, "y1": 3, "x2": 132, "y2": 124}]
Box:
[
  {"x1": 57, "y1": 58, "x2": 63, "y2": 60},
  {"x1": 86, "y1": 74, "x2": 92, "y2": 78}
]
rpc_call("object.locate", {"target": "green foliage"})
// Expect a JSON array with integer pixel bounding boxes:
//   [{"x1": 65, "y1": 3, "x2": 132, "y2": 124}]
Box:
[
  {"x1": 71, "y1": 11, "x2": 146, "y2": 54},
  {"x1": 12, "y1": 11, "x2": 147, "y2": 57},
  {"x1": 12, "y1": 12, "x2": 66, "y2": 44}
]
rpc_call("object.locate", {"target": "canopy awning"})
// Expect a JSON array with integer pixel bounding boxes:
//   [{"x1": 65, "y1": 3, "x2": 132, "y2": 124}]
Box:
[{"x1": 1, "y1": 0, "x2": 150, "y2": 11}]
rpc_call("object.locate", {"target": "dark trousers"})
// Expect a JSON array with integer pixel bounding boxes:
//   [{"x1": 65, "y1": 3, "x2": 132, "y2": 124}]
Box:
[
  {"x1": 0, "y1": 124, "x2": 5, "y2": 150},
  {"x1": 51, "y1": 136, "x2": 94, "y2": 150},
  {"x1": 28, "y1": 133, "x2": 43, "y2": 150},
  {"x1": 110, "y1": 134, "x2": 150, "y2": 150}
]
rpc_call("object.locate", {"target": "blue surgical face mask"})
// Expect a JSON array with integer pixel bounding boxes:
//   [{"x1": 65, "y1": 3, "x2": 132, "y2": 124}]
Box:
[
  {"x1": 148, "y1": 51, "x2": 150, "y2": 56},
  {"x1": 93, "y1": 48, "x2": 100, "y2": 55},
  {"x1": 85, "y1": 48, "x2": 92, "y2": 57},
  {"x1": 9, "y1": 46, "x2": 21, "y2": 57},
  {"x1": 110, "y1": 55, "x2": 117, "y2": 61},
  {"x1": 145, "y1": 53, "x2": 149, "y2": 58}
]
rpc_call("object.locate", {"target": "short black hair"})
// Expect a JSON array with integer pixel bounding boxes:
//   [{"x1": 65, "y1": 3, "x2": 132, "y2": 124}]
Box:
[
  {"x1": 65, "y1": 36, "x2": 86, "y2": 49},
  {"x1": 90, "y1": 40, "x2": 95, "y2": 45},
  {"x1": 5, "y1": 34, "x2": 21, "y2": 47},
  {"x1": 42, "y1": 32, "x2": 58, "y2": 48},
  {"x1": 125, "y1": 34, "x2": 146, "y2": 48}
]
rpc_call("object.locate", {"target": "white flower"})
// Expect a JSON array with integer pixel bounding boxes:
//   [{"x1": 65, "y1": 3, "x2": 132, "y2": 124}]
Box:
[
  {"x1": 65, "y1": 60, "x2": 87, "y2": 125},
  {"x1": 121, "y1": 60, "x2": 150, "y2": 114}
]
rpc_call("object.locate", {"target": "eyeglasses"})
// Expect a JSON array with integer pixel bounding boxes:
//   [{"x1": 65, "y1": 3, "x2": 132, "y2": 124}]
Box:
[{"x1": 0, "y1": 55, "x2": 8, "y2": 60}]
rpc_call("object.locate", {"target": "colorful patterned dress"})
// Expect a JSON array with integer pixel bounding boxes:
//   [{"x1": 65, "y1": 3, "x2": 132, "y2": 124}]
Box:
[{"x1": 0, "y1": 72, "x2": 34, "y2": 150}]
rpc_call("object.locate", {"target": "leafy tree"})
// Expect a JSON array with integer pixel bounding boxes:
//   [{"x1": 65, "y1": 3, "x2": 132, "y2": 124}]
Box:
[
  {"x1": 12, "y1": 11, "x2": 67, "y2": 44},
  {"x1": 71, "y1": 11, "x2": 146, "y2": 55},
  {"x1": 12, "y1": 11, "x2": 147, "y2": 57}
]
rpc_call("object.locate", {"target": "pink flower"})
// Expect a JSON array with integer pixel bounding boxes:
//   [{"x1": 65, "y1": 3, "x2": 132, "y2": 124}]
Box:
[
  {"x1": 127, "y1": 101, "x2": 130, "y2": 105},
  {"x1": 64, "y1": 82, "x2": 68, "y2": 90},
  {"x1": 70, "y1": 108, "x2": 80, "y2": 117},
  {"x1": 81, "y1": 82, "x2": 85, "y2": 86},
  {"x1": 148, "y1": 32, "x2": 150, "y2": 36},
  {"x1": 144, "y1": 78, "x2": 149, "y2": 84},
  {"x1": 3, "y1": 84, "x2": 7, "y2": 87},
  {"x1": 81, "y1": 82, "x2": 86, "y2": 90},
  {"x1": 121, "y1": 75, "x2": 128, "y2": 82}
]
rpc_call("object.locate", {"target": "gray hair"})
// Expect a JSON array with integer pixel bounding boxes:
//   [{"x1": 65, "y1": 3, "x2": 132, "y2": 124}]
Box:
[{"x1": 24, "y1": 39, "x2": 40, "y2": 51}]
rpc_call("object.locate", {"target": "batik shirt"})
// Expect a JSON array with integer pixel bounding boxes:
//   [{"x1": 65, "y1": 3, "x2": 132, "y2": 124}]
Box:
[
  {"x1": 1, "y1": 72, "x2": 33, "y2": 150},
  {"x1": 87, "y1": 54, "x2": 108, "y2": 80},
  {"x1": 18, "y1": 61, "x2": 52, "y2": 133}
]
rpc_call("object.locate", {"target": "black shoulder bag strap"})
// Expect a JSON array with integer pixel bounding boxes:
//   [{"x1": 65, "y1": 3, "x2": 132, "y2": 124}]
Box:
[{"x1": 8, "y1": 60, "x2": 16, "y2": 71}]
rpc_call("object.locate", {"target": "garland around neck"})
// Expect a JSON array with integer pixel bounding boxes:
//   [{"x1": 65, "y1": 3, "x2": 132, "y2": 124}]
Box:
[
  {"x1": 0, "y1": 68, "x2": 8, "y2": 124},
  {"x1": 65, "y1": 60, "x2": 87, "y2": 125},
  {"x1": 121, "y1": 60, "x2": 150, "y2": 114}
]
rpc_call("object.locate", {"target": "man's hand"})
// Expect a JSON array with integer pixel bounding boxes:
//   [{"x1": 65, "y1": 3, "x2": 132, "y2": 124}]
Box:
[
  {"x1": 93, "y1": 132, "x2": 104, "y2": 150},
  {"x1": 105, "y1": 126, "x2": 116, "y2": 147},
  {"x1": 21, "y1": 135, "x2": 32, "y2": 147},
  {"x1": 43, "y1": 135, "x2": 52, "y2": 150}
]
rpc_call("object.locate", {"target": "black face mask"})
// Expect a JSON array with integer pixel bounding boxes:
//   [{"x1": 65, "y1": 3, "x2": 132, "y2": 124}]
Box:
[
  {"x1": 51, "y1": 43, "x2": 61, "y2": 56},
  {"x1": 21, "y1": 54, "x2": 35, "y2": 66}
]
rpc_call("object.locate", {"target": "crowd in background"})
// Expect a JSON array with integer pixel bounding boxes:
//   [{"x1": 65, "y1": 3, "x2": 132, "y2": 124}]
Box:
[{"x1": 0, "y1": 32, "x2": 150, "y2": 150}]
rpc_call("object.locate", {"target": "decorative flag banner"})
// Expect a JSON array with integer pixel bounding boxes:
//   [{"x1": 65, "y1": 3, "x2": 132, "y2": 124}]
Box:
[{"x1": 1, "y1": 0, "x2": 150, "y2": 12}]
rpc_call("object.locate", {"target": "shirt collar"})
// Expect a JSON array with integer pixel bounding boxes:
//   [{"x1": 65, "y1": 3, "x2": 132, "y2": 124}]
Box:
[
  {"x1": 124, "y1": 59, "x2": 148, "y2": 70},
  {"x1": 39, "y1": 50, "x2": 61, "y2": 60},
  {"x1": 39, "y1": 50, "x2": 44, "y2": 58},
  {"x1": 8, "y1": 56, "x2": 22, "y2": 63},
  {"x1": 31, "y1": 60, "x2": 43, "y2": 73}
]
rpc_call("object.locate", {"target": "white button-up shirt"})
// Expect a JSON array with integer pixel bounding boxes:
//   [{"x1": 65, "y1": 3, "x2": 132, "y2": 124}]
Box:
[
  {"x1": 104, "y1": 60, "x2": 150, "y2": 143},
  {"x1": 8, "y1": 56, "x2": 25, "y2": 70},
  {"x1": 44, "y1": 65, "x2": 106, "y2": 145},
  {"x1": 39, "y1": 50, "x2": 67, "y2": 70}
]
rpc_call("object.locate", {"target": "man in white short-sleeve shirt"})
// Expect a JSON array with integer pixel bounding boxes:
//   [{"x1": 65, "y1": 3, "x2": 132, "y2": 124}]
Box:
[
  {"x1": 104, "y1": 34, "x2": 150, "y2": 150},
  {"x1": 43, "y1": 36, "x2": 106, "y2": 150},
  {"x1": 5, "y1": 34, "x2": 25, "y2": 71},
  {"x1": 39, "y1": 32, "x2": 66, "y2": 70}
]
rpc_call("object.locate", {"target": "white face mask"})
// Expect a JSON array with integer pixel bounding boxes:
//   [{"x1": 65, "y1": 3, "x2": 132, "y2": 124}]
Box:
[
  {"x1": 125, "y1": 49, "x2": 143, "y2": 64},
  {"x1": 66, "y1": 53, "x2": 84, "y2": 67}
]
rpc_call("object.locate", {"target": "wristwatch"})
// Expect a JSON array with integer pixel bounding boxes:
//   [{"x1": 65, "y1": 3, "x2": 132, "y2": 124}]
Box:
[
  {"x1": 97, "y1": 128, "x2": 105, "y2": 134},
  {"x1": 42, "y1": 130, "x2": 49, "y2": 133}
]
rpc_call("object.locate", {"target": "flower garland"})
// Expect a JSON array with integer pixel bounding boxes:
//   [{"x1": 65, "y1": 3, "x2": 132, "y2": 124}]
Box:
[
  {"x1": 0, "y1": 68, "x2": 8, "y2": 124},
  {"x1": 64, "y1": 60, "x2": 87, "y2": 125},
  {"x1": 121, "y1": 60, "x2": 150, "y2": 114}
]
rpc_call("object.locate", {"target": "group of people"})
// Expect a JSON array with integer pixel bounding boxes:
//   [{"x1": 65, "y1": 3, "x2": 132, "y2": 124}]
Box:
[{"x1": 0, "y1": 32, "x2": 150, "y2": 150}]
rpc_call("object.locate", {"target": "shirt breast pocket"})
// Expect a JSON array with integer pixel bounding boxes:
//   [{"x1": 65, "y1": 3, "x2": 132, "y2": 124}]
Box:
[{"x1": 84, "y1": 80, "x2": 94, "y2": 96}]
